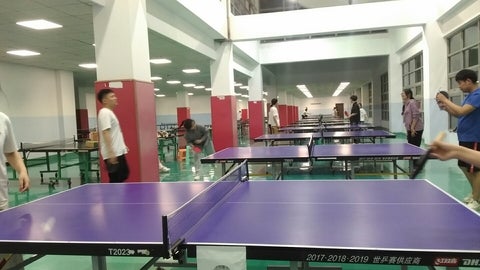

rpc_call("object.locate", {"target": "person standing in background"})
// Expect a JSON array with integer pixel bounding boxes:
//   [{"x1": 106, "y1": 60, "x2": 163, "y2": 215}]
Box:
[
  {"x1": 401, "y1": 89, "x2": 424, "y2": 147},
  {"x1": 0, "y1": 111, "x2": 30, "y2": 269},
  {"x1": 268, "y1": 98, "x2": 280, "y2": 134},
  {"x1": 359, "y1": 103, "x2": 368, "y2": 124},
  {"x1": 97, "y1": 88, "x2": 129, "y2": 183},
  {"x1": 436, "y1": 69, "x2": 480, "y2": 210},
  {"x1": 348, "y1": 95, "x2": 360, "y2": 125},
  {"x1": 182, "y1": 119, "x2": 214, "y2": 181}
]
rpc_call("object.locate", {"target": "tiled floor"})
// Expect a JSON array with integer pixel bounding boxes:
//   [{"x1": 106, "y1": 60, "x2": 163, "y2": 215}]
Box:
[{"x1": 6, "y1": 134, "x2": 475, "y2": 269}]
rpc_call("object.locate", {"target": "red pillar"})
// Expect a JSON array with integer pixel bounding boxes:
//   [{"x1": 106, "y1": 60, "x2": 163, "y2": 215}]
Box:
[
  {"x1": 248, "y1": 100, "x2": 264, "y2": 139},
  {"x1": 177, "y1": 107, "x2": 191, "y2": 126},
  {"x1": 278, "y1": 104, "x2": 288, "y2": 127},
  {"x1": 211, "y1": 95, "x2": 238, "y2": 151},
  {"x1": 95, "y1": 80, "x2": 158, "y2": 183}
]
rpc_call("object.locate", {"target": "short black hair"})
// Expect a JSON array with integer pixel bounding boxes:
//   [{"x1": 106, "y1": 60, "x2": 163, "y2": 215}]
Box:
[
  {"x1": 455, "y1": 69, "x2": 478, "y2": 83},
  {"x1": 403, "y1": 89, "x2": 414, "y2": 99},
  {"x1": 97, "y1": 88, "x2": 114, "y2": 103},
  {"x1": 271, "y1": 98, "x2": 278, "y2": 105},
  {"x1": 350, "y1": 95, "x2": 357, "y2": 101},
  {"x1": 182, "y1": 118, "x2": 194, "y2": 130}
]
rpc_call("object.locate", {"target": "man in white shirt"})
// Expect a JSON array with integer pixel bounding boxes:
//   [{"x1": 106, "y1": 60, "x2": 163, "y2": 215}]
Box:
[
  {"x1": 268, "y1": 98, "x2": 280, "y2": 134},
  {"x1": 0, "y1": 112, "x2": 30, "y2": 269},
  {"x1": 97, "y1": 89, "x2": 129, "y2": 183}
]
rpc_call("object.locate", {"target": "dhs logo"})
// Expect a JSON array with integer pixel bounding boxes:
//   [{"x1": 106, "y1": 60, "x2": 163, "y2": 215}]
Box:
[
  {"x1": 434, "y1": 257, "x2": 458, "y2": 266},
  {"x1": 462, "y1": 259, "x2": 480, "y2": 267}
]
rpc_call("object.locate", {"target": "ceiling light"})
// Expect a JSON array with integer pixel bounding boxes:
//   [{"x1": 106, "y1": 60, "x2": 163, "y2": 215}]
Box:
[
  {"x1": 155, "y1": 94, "x2": 166, "y2": 97},
  {"x1": 150, "y1": 58, "x2": 171, "y2": 64},
  {"x1": 240, "y1": 86, "x2": 249, "y2": 90},
  {"x1": 194, "y1": 85, "x2": 205, "y2": 89},
  {"x1": 151, "y1": 76, "x2": 162, "y2": 81},
  {"x1": 296, "y1": 84, "x2": 313, "y2": 98},
  {"x1": 154, "y1": 88, "x2": 160, "y2": 91},
  {"x1": 16, "y1": 19, "x2": 62, "y2": 30},
  {"x1": 234, "y1": 83, "x2": 242, "y2": 87},
  {"x1": 183, "y1": 83, "x2": 195, "y2": 87},
  {"x1": 182, "y1": 68, "x2": 200, "y2": 73},
  {"x1": 7, "y1": 50, "x2": 40, "y2": 56},
  {"x1": 78, "y1": 63, "x2": 97, "y2": 69},
  {"x1": 188, "y1": 93, "x2": 194, "y2": 96},
  {"x1": 332, "y1": 82, "x2": 350, "y2": 97},
  {"x1": 205, "y1": 88, "x2": 212, "y2": 91},
  {"x1": 166, "y1": 80, "x2": 181, "y2": 84}
]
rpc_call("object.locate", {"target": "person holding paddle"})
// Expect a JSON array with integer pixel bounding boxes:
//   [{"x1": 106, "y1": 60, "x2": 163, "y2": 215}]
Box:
[
  {"x1": 182, "y1": 119, "x2": 214, "y2": 180},
  {"x1": 436, "y1": 69, "x2": 480, "y2": 210}
]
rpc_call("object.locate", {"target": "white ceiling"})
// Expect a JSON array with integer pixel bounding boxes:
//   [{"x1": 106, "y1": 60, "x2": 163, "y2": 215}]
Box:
[{"x1": 0, "y1": 0, "x2": 390, "y2": 99}]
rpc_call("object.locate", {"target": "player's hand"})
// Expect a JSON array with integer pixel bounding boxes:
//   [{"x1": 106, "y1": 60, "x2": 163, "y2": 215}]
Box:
[
  {"x1": 435, "y1": 92, "x2": 447, "y2": 110},
  {"x1": 18, "y1": 172, "x2": 30, "y2": 192},
  {"x1": 429, "y1": 140, "x2": 456, "y2": 161}
]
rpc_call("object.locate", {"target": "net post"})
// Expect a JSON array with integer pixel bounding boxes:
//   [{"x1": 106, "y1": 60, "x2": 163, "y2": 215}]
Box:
[{"x1": 161, "y1": 215, "x2": 171, "y2": 259}]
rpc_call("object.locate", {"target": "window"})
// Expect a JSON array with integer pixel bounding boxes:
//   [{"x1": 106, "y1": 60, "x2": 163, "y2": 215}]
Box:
[
  {"x1": 402, "y1": 53, "x2": 423, "y2": 100},
  {"x1": 447, "y1": 21, "x2": 480, "y2": 130},
  {"x1": 380, "y1": 73, "x2": 389, "y2": 121}
]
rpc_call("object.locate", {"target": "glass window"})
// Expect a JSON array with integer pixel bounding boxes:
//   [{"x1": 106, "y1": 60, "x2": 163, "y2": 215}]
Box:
[
  {"x1": 415, "y1": 70, "x2": 422, "y2": 83},
  {"x1": 465, "y1": 24, "x2": 479, "y2": 47},
  {"x1": 465, "y1": 46, "x2": 479, "y2": 67},
  {"x1": 447, "y1": 20, "x2": 480, "y2": 130},
  {"x1": 449, "y1": 52, "x2": 463, "y2": 72},
  {"x1": 449, "y1": 32, "x2": 463, "y2": 53},
  {"x1": 415, "y1": 54, "x2": 422, "y2": 68}
]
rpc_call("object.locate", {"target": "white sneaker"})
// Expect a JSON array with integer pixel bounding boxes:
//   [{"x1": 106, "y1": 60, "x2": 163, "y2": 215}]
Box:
[
  {"x1": 466, "y1": 200, "x2": 480, "y2": 211},
  {"x1": 159, "y1": 166, "x2": 170, "y2": 173},
  {"x1": 463, "y1": 193, "x2": 474, "y2": 203}
]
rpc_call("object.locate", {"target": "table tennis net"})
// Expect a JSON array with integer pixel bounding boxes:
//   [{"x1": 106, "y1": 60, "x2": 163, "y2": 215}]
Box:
[{"x1": 163, "y1": 160, "x2": 249, "y2": 251}]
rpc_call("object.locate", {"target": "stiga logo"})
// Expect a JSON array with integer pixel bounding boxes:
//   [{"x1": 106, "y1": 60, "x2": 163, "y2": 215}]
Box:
[
  {"x1": 434, "y1": 257, "x2": 459, "y2": 266},
  {"x1": 462, "y1": 259, "x2": 480, "y2": 266}
]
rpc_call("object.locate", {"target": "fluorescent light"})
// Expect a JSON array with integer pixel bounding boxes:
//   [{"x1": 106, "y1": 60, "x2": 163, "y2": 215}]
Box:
[
  {"x1": 155, "y1": 94, "x2": 166, "y2": 97},
  {"x1": 16, "y1": 19, "x2": 62, "y2": 30},
  {"x1": 78, "y1": 63, "x2": 97, "y2": 69},
  {"x1": 240, "y1": 86, "x2": 249, "y2": 90},
  {"x1": 183, "y1": 83, "x2": 195, "y2": 87},
  {"x1": 7, "y1": 50, "x2": 40, "y2": 56},
  {"x1": 188, "y1": 93, "x2": 194, "y2": 96},
  {"x1": 182, "y1": 68, "x2": 200, "y2": 73},
  {"x1": 194, "y1": 85, "x2": 205, "y2": 89},
  {"x1": 151, "y1": 76, "x2": 162, "y2": 81},
  {"x1": 296, "y1": 84, "x2": 313, "y2": 98},
  {"x1": 150, "y1": 58, "x2": 171, "y2": 64},
  {"x1": 332, "y1": 82, "x2": 350, "y2": 97},
  {"x1": 154, "y1": 88, "x2": 160, "y2": 91},
  {"x1": 166, "y1": 80, "x2": 181, "y2": 84},
  {"x1": 234, "y1": 82, "x2": 242, "y2": 87},
  {"x1": 205, "y1": 88, "x2": 212, "y2": 91}
]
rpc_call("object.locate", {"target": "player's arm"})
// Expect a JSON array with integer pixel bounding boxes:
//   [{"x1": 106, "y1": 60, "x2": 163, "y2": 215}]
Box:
[
  {"x1": 5, "y1": 151, "x2": 29, "y2": 192},
  {"x1": 430, "y1": 140, "x2": 480, "y2": 167},
  {"x1": 102, "y1": 128, "x2": 117, "y2": 163},
  {"x1": 436, "y1": 93, "x2": 475, "y2": 116}
]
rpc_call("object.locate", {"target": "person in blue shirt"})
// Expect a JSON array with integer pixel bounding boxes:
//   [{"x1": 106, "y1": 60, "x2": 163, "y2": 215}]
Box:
[{"x1": 436, "y1": 69, "x2": 480, "y2": 210}]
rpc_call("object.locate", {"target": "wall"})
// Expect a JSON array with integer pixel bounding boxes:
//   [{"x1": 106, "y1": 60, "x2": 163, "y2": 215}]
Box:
[{"x1": 0, "y1": 62, "x2": 76, "y2": 143}]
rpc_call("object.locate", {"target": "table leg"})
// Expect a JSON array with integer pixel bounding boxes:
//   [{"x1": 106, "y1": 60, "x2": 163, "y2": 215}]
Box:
[{"x1": 92, "y1": 256, "x2": 107, "y2": 270}]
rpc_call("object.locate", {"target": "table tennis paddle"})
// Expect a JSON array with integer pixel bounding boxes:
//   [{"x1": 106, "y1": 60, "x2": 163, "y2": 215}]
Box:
[
  {"x1": 193, "y1": 146, "x2": 202, "y2": 153},
  {"x1": 409, "y1": 132, "x2": 446, "y2": 179}
]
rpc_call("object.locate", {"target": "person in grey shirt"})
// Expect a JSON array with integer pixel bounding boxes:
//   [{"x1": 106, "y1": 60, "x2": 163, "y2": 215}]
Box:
[{"x1": 182, "y1": 119, "x2": 214, "y2": 180}]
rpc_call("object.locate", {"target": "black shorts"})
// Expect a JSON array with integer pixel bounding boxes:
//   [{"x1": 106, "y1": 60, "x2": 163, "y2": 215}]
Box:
[{"x1": 458, "y1": 142, "x2": 480, "y2": 173}]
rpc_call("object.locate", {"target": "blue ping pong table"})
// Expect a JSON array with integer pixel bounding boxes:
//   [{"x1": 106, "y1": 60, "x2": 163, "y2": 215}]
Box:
[
  {"x1": 202, "y1": 142, "x2": 425, "y2": 179},
  {"x1": 1, "y1": 161, "x2": 480, "y2": 270},
  {"x1": 312, "y1": 143, "x2": 426, "y2": 179},
  {"x1": 254, "y1": 130, "x2": 396, "y2": 145}
]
